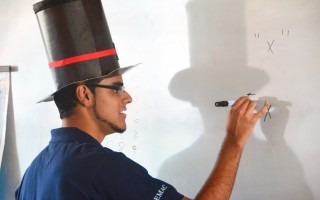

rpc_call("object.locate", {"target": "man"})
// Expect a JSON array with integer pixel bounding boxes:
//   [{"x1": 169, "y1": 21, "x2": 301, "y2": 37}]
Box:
[{"x1": 16, "y1": 0, "x2": 269, "y2": 199}]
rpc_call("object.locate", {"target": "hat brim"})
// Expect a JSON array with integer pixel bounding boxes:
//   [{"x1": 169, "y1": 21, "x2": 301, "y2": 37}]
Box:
[{"x1": 38, "y1": 63, "x2": 139, "y2": 103}]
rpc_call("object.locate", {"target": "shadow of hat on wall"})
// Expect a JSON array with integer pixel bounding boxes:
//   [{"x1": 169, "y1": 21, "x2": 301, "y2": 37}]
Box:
[{"x1": 169, "y1": 62, "x2": 269, "y2": 107}]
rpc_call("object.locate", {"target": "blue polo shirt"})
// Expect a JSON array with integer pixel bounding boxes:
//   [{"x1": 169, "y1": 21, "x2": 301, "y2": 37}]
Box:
[{"x1": 15, "y1": 127, "x2": 184, "y2": 200}]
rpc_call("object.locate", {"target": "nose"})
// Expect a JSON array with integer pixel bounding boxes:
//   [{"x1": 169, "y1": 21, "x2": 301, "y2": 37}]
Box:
[{"x1": 122, "y1": 90, "x2": 133, "y2": 104}]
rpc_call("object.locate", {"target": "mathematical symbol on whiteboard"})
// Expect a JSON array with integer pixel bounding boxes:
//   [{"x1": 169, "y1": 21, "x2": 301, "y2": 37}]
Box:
[
  {"x1": 264, "y1": 105, "x2": 272, "y2": 122},
  {"x1": 282, "y1": 29, "x2": 289, "y2": 36},
  {"x1": 267, "y1": 40, "x2": 274, "y2": 53},
  {"x1": 254, "y1": 33, "x2": 260, "y2": 38}
]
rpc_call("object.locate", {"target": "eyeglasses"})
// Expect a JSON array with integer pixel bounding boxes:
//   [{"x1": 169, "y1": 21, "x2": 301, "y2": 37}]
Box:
[{"x1": 86, "y1": 84, "x2": 126, "y2": 96}]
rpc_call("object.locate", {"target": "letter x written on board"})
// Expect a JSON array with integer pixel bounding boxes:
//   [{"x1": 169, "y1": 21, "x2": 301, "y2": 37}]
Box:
[{"x1": 267, "y1": 40, "x2": 274, "y2": 53}]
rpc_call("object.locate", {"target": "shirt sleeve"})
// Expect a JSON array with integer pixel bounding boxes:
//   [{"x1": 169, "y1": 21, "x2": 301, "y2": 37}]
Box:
[{"x1": 91, "y1": 151, "x2": 184, "y2": 200}]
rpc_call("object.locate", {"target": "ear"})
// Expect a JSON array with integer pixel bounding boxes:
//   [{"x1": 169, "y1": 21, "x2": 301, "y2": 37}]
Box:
[{"x1": 75, "y1": 85, "x2": 94, "y2": 107}]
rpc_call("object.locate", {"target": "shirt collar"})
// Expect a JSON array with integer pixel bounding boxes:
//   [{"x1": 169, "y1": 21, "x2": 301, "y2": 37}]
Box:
[{"x1": 50, "y1": 127, "x2": 102, "y2": 146}]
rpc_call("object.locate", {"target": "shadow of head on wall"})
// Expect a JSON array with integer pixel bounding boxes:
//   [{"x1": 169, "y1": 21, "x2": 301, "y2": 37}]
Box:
[
  {"x1": 158, "y1": 0, "x2": 314, "y2": 199},
  {"x1": 169, "y1": 0, "x2": 269, "y2": 120}
]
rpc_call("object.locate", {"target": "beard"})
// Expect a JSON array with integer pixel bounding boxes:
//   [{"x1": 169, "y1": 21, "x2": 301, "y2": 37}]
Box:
[{"x1": 92, "y1": 101, "x2": 126, "y2": 133}]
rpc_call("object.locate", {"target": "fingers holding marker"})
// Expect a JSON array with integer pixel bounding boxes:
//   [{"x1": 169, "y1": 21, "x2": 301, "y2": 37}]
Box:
[
  {"x1": 253, "y1": 101, "x2": 270, "y2": 121},
  {"x1": 246, "y1": 99, "x2": 258, "y2": 112},
  {"x1": 215, "y1": 96, "x2": 270, "y2": 120},
  {"x1": 229, "y1": 96, "x2": 256, "y2": 116},
  {"x1": 215, "y1": 96, "x2": 250, "y2": 108},
  {"x1": 231, "y1": 96, "x2": 250, "y2": 110}
]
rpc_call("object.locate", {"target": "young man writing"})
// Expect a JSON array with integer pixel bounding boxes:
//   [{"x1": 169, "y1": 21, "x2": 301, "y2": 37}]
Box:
[{"x1": 15, "y1": 0, "x2": 269, "y2": 199}]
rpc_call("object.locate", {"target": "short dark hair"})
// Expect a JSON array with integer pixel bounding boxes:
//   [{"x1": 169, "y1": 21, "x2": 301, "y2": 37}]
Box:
[{"x1": 54, "y1": 78, "x2": 103, "y2": 119}]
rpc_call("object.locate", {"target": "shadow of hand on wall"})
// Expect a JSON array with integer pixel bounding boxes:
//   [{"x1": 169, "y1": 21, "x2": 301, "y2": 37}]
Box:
[{"x1": 157, "y1": 0, "x2": 314, "y2": 199}]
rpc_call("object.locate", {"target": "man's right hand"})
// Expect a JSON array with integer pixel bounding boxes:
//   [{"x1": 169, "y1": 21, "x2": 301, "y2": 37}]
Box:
[
  {"x1": 226, "y1": 96, "x2": 269, "y2": 149},
  {"x1": 183, "y1": 96, "x2": 269, "y2": 200}
]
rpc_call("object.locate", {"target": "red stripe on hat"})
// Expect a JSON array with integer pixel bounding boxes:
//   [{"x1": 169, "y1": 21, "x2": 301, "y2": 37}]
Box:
[{"x1": 49, "y1": 48, "x2": 117, "y2": 68}]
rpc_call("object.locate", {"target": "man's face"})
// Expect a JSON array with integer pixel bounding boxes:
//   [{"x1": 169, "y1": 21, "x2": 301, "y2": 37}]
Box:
[{"x1": 91, "y1": 75, "x2": 132, "y2": 134}]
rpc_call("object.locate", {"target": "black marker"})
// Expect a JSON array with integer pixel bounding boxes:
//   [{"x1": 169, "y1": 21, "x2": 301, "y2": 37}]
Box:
[{"x1": 215, "y1": 100, "x2": 235, "y2": 107}]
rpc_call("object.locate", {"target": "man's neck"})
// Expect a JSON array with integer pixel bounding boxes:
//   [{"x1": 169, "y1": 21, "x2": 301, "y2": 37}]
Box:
[{"x1": 62, "y1": 116, "x2": 107, "y2": 143}]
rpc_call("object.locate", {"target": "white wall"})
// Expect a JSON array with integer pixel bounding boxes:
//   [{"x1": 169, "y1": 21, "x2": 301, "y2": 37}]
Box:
[{"x1": 1, "y1": 0, "x2": 319, "y2": 199}]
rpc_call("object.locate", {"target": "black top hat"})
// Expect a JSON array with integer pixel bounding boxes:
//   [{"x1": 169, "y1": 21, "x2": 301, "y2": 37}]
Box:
[{"x1": 33, "y1": 0, "x2": 136, "y2": 103}]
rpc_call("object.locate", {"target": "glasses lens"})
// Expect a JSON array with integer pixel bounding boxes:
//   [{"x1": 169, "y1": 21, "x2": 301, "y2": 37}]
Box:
[
  {"x1": 86, "y1": 84, "x2": 125, "y2": 96},
  {"x1": 117, "y1": 86, "x2": 125, "y2": 96}
]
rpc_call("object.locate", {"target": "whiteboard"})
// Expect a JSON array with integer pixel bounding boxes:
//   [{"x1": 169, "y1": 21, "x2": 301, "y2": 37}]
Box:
[
  {"x1": 1, "y1": 0, "x2": 320, "y2": 199},
  {"x1": 155, "y1": 1, "x2": 320, "y2": 199}
]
